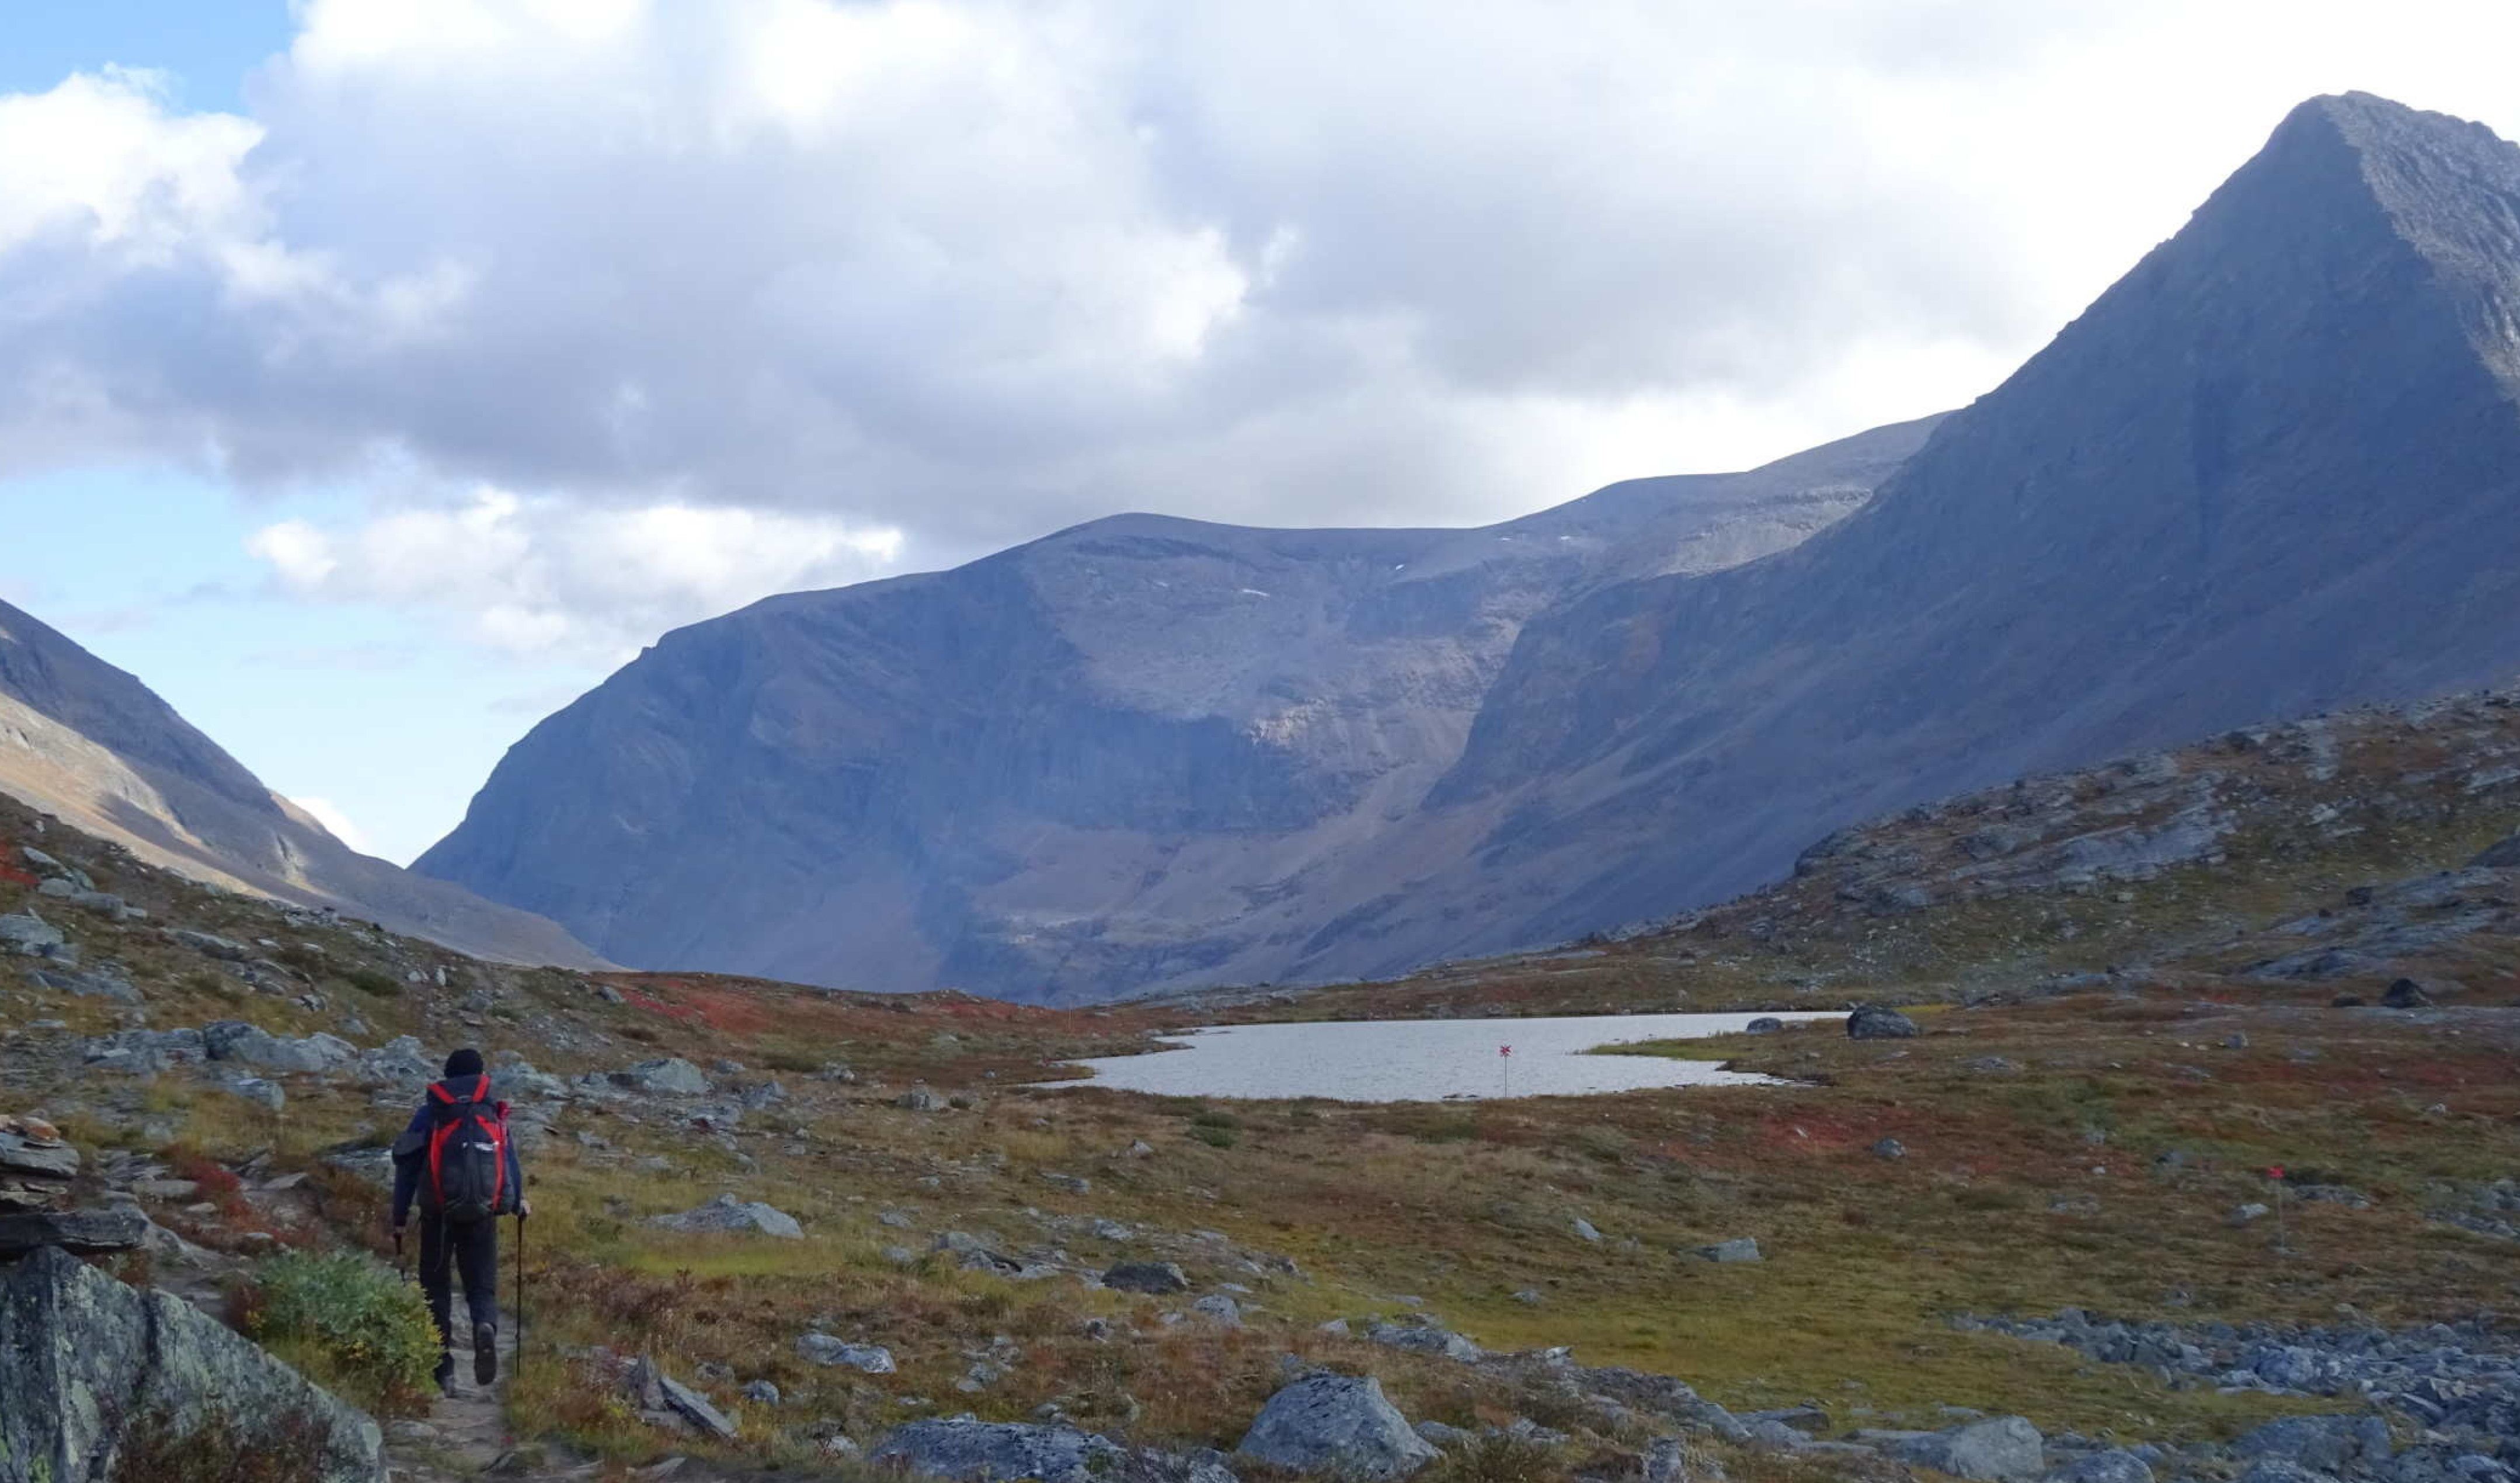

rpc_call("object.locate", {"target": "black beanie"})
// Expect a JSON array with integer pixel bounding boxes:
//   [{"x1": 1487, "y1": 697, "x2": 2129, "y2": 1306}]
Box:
[{"x1": 443, "y1": 1047, "x2": 485, "y2": 1079}]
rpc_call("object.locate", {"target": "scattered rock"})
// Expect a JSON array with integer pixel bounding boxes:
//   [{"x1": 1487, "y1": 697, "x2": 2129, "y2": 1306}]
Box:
[
  {"x1": 1643, "y1": 1437, "x2": 1692, "y2": 1483},
  {"x1": 1745, "y1": 1017, "x2": 1785, "y2": 1034},
  {"x1": 650, "y1": 1194, "x2": 803, "y2": 1240},
  {"x1": 1237, "y1": 1373, "x2": 1437, "y2": 1479},
  {"x1": 1846, "y1": 1004, "x2": 1920, "y2": 1040},
  {"x1": 1571, "y1": 1217, "x2": 1602, "y2": 1242},
  {"x1": 798, "y1": 1334, "x2": 897, "y2": 1373},
  {"x1": 897, "y1": 1082, "x2": 947, "y2": 1112},
  {"x1": 169, "y1": 928, "x2": 250, "y2": 961},
  {"x1": 1696, "y1": 1238, "x2": 1762, "y2": 1263},
  {"x1": 622, "y1": 1349, "x2": 736, "y2": 1430},
  {"x1": 2056, "y1": 1449, "x2": 2155, "y2": 1483},
  {"x1": 1872, "y1": 1137, "x2": 1907, "y2": 1160},
  {"x1": 203, "y1": 1021, "x2": 359, "y2": 1074},
  {"x1": 2233, "y1": 1414, "x2": 2391, "y2": 1471},
  {"x1": 1191, "y1": 1294, "x2": 1242, "y2": 1326},
  {"x1": 2230, "y1": 1202, "x2": 2271, "y2": 1226},
  {"x1": 0, "y1": 1245, "x2": 382, "y2": 1479}
]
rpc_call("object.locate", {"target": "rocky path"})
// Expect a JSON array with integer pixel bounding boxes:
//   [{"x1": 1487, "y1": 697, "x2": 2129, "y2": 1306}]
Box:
[{"x1": 385, "y1": 1315, "x2": 540, "y2": 1481}]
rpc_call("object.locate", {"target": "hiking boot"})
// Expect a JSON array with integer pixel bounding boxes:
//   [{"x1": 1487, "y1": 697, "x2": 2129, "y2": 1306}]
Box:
[
  {"x1": 434, "y1": 1349, "x2": 457, "y2": 1397},
  {"x1": 473, "y1": 1320, "x2": 499, "y2": 1385}
]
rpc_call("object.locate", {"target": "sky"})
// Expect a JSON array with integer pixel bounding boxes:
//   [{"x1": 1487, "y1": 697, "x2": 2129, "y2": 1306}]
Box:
[{"x1": 4, "y1": 0, "x2": 2519, "y2": 865}]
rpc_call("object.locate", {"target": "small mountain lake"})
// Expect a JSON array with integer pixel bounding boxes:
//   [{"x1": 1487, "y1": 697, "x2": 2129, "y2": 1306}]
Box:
[{"x1": 1058, "y1": 1011, "x2": 1842, "y2": 1103}]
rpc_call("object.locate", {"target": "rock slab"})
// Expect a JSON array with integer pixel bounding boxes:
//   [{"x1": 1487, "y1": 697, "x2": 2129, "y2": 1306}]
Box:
[{"x1": 0, "y1": 1244, "x2": 383, "y2": 1482}]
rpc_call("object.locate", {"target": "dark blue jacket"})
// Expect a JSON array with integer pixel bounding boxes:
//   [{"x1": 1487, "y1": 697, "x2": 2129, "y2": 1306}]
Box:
[{"x1": 390, "y1": 1074, "x2": 525, "y2": 1227}]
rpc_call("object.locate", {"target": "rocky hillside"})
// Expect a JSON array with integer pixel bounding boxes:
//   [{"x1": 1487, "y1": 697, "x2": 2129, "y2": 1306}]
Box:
[
  {"x1": 415, "y1": 417, "x2": 1937, "y2": 1000},
  {"x1": 1235, "y1": 680, "x2": 2520, "y2": 1022},
  {"x1": 0, "y1": 597, "x2": 603, "y2": 968},
  {"x1": 6, "y1": 711, "x2": 2520, "y2": 1482}
]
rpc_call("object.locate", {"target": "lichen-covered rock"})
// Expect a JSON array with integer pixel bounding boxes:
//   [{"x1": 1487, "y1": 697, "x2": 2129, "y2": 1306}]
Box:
[
  {"x1": 1237, "y1": 1373, "x2": 1437, "y2": 1479},
  {"x1": 871, "y1": 1418, "x2": 1126, "y2": 1481},
  {"x1": 0, "y1": 1244, "x2": 383, "y2": 1481},
  {"x1": 797, "y1": 1334, "x2": 896, "y2": 1373}
]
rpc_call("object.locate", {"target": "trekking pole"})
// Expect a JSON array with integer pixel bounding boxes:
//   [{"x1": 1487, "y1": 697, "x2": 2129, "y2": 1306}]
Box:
[{"x1": 515, "y1": 1209, "x2": 527, "y2": 1374}]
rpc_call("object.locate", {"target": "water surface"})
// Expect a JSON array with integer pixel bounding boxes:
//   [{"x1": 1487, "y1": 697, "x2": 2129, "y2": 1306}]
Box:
[{"x1": 1060, "y1": 1011, "x2": 1839, "y2": 1103}]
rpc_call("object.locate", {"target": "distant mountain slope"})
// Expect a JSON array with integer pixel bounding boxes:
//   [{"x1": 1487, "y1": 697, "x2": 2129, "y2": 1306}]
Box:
[
  {"x1": 0, "y1": 600, "x2": 604, "y2": 967},
  {"x1": 431, "y1": 91, "x2": 2520, "y2": 1002},
  {"x1": 1366, "y1": 92, "x2": 2520, "y2": 969},
  {"x1": 415, "y1": 417, "x2": 1939, "y2": 998}
]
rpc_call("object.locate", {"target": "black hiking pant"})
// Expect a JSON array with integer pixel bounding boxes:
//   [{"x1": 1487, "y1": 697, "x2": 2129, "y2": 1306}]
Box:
[{"x1": 419, "y1": 1213, "x2": 499, "y2": 1357}]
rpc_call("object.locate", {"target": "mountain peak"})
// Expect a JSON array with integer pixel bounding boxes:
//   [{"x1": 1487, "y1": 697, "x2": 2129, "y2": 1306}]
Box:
[{"x1": 2265, "y1": 92, "x2": 2520, "y2": 391}]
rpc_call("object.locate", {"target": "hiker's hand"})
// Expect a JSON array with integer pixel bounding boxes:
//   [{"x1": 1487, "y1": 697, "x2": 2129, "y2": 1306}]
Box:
[{"x1": 516, "y1": 1199, "x2": 531, "y2": 1219}]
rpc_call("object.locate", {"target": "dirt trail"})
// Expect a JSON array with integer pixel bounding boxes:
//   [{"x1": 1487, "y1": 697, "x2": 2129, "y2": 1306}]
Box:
[{"x1": 384, "y1": 1313, "x2": 556, "y2": 1481}]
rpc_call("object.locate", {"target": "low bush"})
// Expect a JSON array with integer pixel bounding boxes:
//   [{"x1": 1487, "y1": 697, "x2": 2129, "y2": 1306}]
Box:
[
  {"x1": 114, "y1": 1404, "x2": 335, "y2": 1483},
  {"x1": 239, "y1": 1250, "x2": 440, "y2": 1418},
  {"x1": 1188, "y1": 1124, "x2": 1239, "y2": 1150}
]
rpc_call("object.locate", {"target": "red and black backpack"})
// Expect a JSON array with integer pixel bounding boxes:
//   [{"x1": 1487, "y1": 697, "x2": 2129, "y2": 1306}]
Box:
[{"x1": 422, "y1": 1075, "x2": 513, "y2": 1225}]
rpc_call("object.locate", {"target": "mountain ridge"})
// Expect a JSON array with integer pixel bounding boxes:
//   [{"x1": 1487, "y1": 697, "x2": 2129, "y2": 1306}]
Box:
[
  {"x1": 415, "y1": 416, "x2": 1942, "y2": 998},
  {"x1": 0, "y1": 598, "x2": 606, "y2": 968}
]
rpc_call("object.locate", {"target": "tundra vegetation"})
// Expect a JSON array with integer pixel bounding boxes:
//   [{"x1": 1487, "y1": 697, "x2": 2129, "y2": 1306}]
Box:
[{"x1": 1, "y1": 688, "x2": 2516, "y2": 1481}]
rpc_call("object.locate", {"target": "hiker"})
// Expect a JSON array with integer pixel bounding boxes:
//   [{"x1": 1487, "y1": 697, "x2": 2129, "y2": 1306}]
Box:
[{"x1": 390, "y1": 1047, "x2": 529, "y2": 1394}]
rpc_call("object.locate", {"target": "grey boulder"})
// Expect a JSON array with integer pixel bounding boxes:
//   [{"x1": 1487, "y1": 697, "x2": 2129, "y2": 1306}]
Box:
[
  {"x1": 611, "y1": 1057, "x2": 712, "y2": 1095},
  {"x1": 1367, "y1": 1321, "x2": 1484, "y2": 1362},
  {"x1": 1846, "y1": 1004, "x2": 1920, "y2": 1040},
  {"x1": 1863, "y1": 1416, "x2": 2044, "y2": 1482},
  {"x1": 204, "y1": 1021, "x2": 359, "y2": 1074},
  {"x1": 650, "y1": 1193, "x2": 803, "y2": 1240},
  {"x1": 1696, "y1": 1238, "x2": 1762, "y2": 1263},
  {"x1": 1103, "y1": 1261, "x2": 1190, "y2": 1294},
  {"x1": 0, "y1": 1244, "x2": 382, "y2": 1481},
  {"x1": 1238, "y1": 1373, "x2": 1438, "y2": 1479}
]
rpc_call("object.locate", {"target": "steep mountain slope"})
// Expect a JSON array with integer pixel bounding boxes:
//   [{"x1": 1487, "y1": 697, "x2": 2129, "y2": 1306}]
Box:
[
  {"x1": 415, "y1": 417, "x2": 1939, "y2": 998},
  {"x1": 1369, "y1": 92, "x2": 2520, "y2": 971},
  {"x1": 0, "y1": 599, "x2": 603, "y2": 966}
]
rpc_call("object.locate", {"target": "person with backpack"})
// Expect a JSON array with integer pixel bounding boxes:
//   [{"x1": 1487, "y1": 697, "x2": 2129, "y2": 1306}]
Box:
[{"x1": 389, "y1": 1047, "x2": 528, "y2": 1394}]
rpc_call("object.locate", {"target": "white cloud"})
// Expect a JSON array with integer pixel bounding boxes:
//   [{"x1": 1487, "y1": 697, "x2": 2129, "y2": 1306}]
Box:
[
  {"x1": 7, "y1": 0, "x2": 2520, "y2": 609},
  {"x1": 246, "y1": 488, "x2": 903, "y2": 658},
  {"x1": 287, "y1": 795, "x2": 374, "y2": 854}
]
